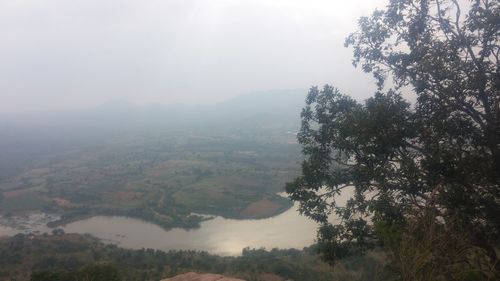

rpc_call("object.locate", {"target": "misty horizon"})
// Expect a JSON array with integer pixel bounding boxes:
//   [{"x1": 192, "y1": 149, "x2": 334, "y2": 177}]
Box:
[
  {"x1": 0, "y1": 0, "x2": 387, "y2": 114},
  {"x1": 0, "y1": 87, "x2": 308, "y2": 116}
]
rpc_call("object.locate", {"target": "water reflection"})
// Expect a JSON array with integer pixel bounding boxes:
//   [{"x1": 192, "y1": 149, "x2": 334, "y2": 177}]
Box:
[
  {"x1": 1, "y1": 189, "x2": 354, "y2": 256},
  {"x1": 62, "y1": 203, "x2": 319, "y2": 256}
]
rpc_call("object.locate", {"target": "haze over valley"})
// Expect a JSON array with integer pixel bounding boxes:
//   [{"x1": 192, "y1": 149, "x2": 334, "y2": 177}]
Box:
[
  {"x1": 0, "y1": 90, "x2": 305, "y2": 229},
  {"x1": 1, "y1": 0, "x2": 498, "y2": 280}
]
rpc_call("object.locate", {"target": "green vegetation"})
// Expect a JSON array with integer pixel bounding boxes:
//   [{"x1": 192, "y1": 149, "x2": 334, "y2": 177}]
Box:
[
  {"x1": 1, "y1": 1, "x2": 497, "y2": 280},
  {"x1": 287, "y1": 0, "x2": 499, "y2": 279},
  {"x1": 0, "y1": 136, "x2": 300, "y2": 229},
  {"x1": 0, "y1": 191, "x2": 50, "y2": 213},
  {"x1": 0, "y1": 90, "x2": 306, "y2": 230},
  {"x1": 0, "y1": 233, "x2": 385, "y2": 281},
  {"x1": 31, "y1": 264, "x2": 121, "y2": 281}
]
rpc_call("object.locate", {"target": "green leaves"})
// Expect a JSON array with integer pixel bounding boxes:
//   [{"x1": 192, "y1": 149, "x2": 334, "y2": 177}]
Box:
[
  {"x1": 288, "y1": 0, "x2": 499, "y2": 268},
  {"x1": 288, "y1": 86, "x2": 414, "y2": 262}
]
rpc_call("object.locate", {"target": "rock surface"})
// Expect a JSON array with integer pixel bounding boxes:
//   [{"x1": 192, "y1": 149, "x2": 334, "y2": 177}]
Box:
[{"x1": 161, "y1": 272, "x2": 245, "y2": 281}]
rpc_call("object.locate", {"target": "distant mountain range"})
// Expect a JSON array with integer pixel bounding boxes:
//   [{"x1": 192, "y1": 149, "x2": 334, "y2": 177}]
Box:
[{"x1": 1, "y1": 89, "x2": 307, "y2": 135}]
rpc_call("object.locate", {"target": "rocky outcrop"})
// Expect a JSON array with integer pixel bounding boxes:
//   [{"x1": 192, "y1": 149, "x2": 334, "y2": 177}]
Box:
[{"x1": 161, "y1": 272, "x2": 245, "y2": 281}]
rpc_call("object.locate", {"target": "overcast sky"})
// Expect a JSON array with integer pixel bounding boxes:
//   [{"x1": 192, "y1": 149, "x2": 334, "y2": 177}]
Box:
[{"x1": 0, "y1": 0, "x2": 388, "y2": 113}]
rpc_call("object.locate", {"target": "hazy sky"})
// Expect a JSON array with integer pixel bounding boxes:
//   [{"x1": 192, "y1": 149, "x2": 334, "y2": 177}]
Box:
[{"x1": 0, "y1": 0, "x2": 387, "y2": 113}]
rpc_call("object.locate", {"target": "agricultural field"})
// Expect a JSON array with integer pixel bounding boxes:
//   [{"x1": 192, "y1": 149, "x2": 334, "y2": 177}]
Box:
[
  {"x1": 0, "y1": 133, "x2": 301, "y2": 229},
  {"x1": 0, "y1": 91, "x2": 305, "y2": 229}
]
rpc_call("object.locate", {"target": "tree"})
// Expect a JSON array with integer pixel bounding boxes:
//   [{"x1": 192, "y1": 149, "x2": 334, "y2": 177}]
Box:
[
  {"x1": 31, "y1": 264, "x2": 121, "y2": 281},
  {"x1": 286, "y1": 0, "x2": 499, "y2": 273},
  {"x1": 79, "y1": 263, "x2": 121, "y2": 281}
]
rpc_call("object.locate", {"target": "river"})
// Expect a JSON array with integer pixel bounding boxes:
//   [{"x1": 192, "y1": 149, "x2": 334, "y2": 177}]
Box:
[
  {"x1": 64, "y1": 203, "x2": 319, "y2": 256},
  {"x1": 0, "y1": 203, "x2": 319, "y2": 256},
  {"x1": 0, "y1": 190, "x2": 352, "y2": 256}
]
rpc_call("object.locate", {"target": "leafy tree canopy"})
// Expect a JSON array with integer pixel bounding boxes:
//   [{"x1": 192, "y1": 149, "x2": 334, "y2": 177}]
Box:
[{"x1": 286, "y1": 0, "x2": 499, "y2": 270}]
